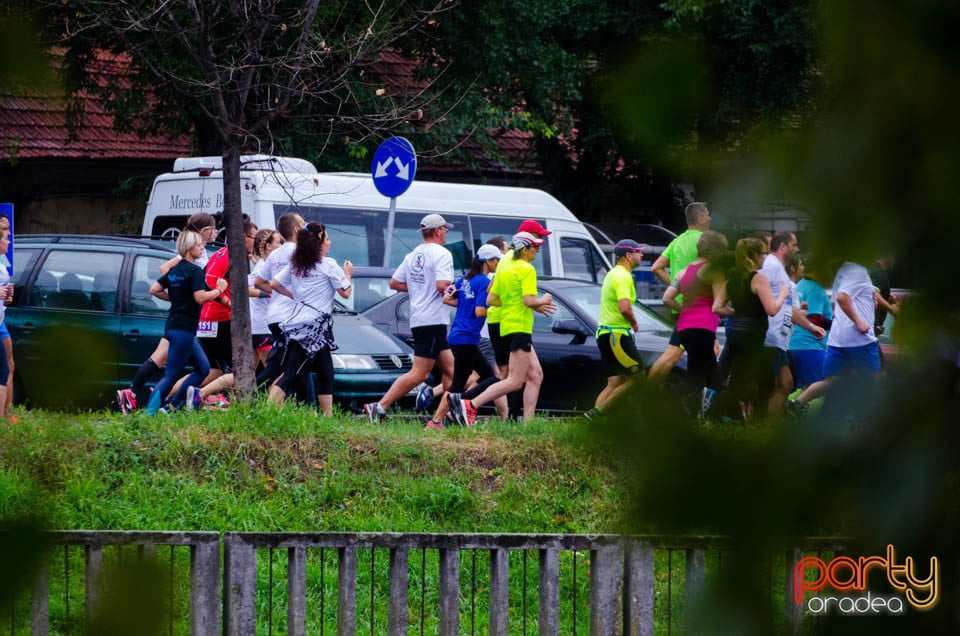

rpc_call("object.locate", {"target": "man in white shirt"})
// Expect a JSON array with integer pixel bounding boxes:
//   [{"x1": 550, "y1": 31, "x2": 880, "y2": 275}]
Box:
[
  {"x1": 790, "y1": 261, "x2": 881, "y2": 411},
  {"x1": 364, "y1": 214, "x2": 455, "y2": 421},
  {"x1": 760, "y1": 231, "x2": 826, "y2": 421}
]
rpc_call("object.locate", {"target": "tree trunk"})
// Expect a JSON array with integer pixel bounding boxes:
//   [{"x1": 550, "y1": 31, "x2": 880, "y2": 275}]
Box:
[{"x1": 221, "y1": 143, "x2": 256, "y2": 398}]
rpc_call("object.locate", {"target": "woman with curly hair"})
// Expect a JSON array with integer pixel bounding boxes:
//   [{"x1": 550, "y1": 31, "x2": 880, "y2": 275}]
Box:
[{"x1": 269, "y1": 223, "x2": 353, "y2": 415}]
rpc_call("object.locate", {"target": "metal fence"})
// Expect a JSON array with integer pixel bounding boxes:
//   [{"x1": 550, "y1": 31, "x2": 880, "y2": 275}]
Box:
[{"x1": 9, "y1": 531, "x2": 850, "y2": 635}]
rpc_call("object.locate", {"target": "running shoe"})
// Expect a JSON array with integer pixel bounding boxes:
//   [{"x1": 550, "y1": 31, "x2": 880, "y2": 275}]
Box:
[
  {"x1": 116, "y1": 388, "x2": 136, "y2": 414},
  {"x1": 204, "y1": 394, "x2": 231, "y2": 410},
  {"x1": 583, "y1": 408, "x2": 602, "y2": 422},
  {"x1": 362, "y1": 402, "x2": 385, "y2": 423},
  {"x1": 414, "y1": 383, "x2": 433, "y2": 412},
  {"x1": 462, "y1": 399, "x2": 478, "y2": 426},
  {"x1": 424, "y1": 419, "x2": 444, "y2": 431},
  {"x1": 701, "y1": 388, "x2": 716, "y2": 418},
  {"x1": 187, "y1": 386, "x2": 201, "y2": 411},
  {"x1": 446, "y1": 392, "x2": 464, "y2": 424}
]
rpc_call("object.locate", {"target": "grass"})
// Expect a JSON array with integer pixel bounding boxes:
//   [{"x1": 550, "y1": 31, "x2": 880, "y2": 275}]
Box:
[{"x1": 0, "y1": 403, "x2": 624, "y2": 535}]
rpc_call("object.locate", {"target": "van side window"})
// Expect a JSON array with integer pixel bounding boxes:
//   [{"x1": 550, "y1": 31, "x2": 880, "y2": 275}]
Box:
[
  {"x1": 560, "y1": 237, "x2": 608, "y2": 283},
  {"x1": 28, "y1": 250, "x2": 123, "y2": 311},
  {"x1": 130, "y1": 255, "x2": 171, "y2": 315},
  {"x1": 468, "y1": 216, "x2": 550, "y2": 276}
]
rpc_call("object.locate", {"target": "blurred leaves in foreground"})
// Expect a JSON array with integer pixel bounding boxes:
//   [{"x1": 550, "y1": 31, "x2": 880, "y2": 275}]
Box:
[{"x1": 601, "y1": 1, "x2": 960, "y2": 633}]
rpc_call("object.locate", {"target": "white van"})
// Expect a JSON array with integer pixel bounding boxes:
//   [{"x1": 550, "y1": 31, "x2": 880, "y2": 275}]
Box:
[{"x1": 142, "y1": 155, "x2": 610, "y2": 281}]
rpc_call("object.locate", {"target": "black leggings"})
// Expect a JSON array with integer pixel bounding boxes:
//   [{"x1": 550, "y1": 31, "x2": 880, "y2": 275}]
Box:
[
  {"x1": 449, "y1": 344, "x2": 496, "y2": 393},
  {"x1": 275, "y1": 340, "x2": 334, "y2": 396},
  {"x1": 678, "y1": 328, "x2": 719, "y2": 394}
]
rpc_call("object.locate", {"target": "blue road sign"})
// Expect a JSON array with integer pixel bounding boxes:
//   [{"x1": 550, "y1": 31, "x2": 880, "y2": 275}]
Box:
[{"x1": 372, "y1": 137, "x2": 417, "y2": 198}]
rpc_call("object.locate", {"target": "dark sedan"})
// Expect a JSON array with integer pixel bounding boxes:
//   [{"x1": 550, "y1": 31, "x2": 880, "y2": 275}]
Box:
[{"x1": 361, "y1": 277, "x2": 682, "y2": 412}]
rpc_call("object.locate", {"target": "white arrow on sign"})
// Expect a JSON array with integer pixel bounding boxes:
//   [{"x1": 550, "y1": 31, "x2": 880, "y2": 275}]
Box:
[
  {"x1": 374, "y1": 159, "x2": 391, "y2": 179},
  {"x1": 395, "y1": 159, "x2": 410, "y2": 180}
]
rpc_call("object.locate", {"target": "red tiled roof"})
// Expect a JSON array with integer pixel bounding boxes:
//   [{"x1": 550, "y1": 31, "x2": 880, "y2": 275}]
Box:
[
  {"x1": 0, "y1": 51, "x2": 191, "y2": 161},
  {"x1": 0, "y1": 49, "x2": 538, "y2": 175}
]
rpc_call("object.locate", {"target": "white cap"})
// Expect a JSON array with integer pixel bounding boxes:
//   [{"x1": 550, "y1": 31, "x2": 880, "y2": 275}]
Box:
[
  {"x1": 477, "y1": 244, "x2": 502, "y2": 261},
  {"x1": 512, "y1": 231, "x2": 544, "y2": 251},
  {"x1": 420, "y1": 213, "x2": 453, "y2": 230}
]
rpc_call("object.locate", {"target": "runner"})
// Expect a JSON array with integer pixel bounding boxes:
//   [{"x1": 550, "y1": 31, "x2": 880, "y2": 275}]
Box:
[
  {"x1": 425, "y1": 244, "x2": 502, "y2": 429},
  {"x1": 788, "y1": 255, "x2": 832, "y2": 391},
  {"x1": 363, "y1": 214, "x2": 456, "y2": 422},
  {"x1": 648, "y1": 202, "x2": 712, "y2": 385},
  {"x1": 117, "y1": 212, "x2": 218, "y2": 413},
  {"x1": 268, "y1": 223, "x2": 353, "y2": 416},
  {"x1": 586, "y1": 239, "x2": 646, "y2": 420},
  {"x1": 663, "y1": 231, "x2": 729, "y2": 418},
  {"x1": 447, "y1": 232, "x2": 557, "y2": 424},
  {"x1": 0, "y1": 215, "x2": 14, "y2": 417},
  {"x1": 790, "y1": 261, "x2": 881, "y2": 415},
  {"x1": 145, "y1": 230, "x2": 226, "y2": 414},
  {"x1": 0, "y1": 225, "x2": 12, "y2": 419}
]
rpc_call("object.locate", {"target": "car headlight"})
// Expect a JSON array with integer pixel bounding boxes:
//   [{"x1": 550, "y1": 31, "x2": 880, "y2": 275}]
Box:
[{"x1": 331, "y1": 354, "x2": 379, "y2": 370}]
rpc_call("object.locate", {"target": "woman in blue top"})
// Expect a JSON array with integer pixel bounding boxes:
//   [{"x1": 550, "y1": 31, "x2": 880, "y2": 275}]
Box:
[
  {"x1": 426, "y1": 244, "x2": 502, "y2": 429},
  {"x1": 146, "y1": 230, "x2": 227, "y2": 414},
  {"x1": 788, "y1": 255, "x2": 833, "y2": 389}
]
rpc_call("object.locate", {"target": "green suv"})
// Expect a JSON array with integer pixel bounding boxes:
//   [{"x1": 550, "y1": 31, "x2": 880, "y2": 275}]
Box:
[{"x1": 6, "y1": 235, "x2": 413, "y2": 409}]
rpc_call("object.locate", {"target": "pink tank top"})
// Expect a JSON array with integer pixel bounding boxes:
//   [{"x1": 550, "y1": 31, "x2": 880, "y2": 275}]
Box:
[{"x1": 676, "y1": 261, "x2": 719, "y2": 333}]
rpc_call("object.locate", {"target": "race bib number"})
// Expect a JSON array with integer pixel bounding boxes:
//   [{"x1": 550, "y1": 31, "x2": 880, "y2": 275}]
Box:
[
  {"x1": 197, "y1": 321, "x2": 218, "y2": 338},
  {"x1": 780, "y1": 292, "x2": 794, "y2": 336}
]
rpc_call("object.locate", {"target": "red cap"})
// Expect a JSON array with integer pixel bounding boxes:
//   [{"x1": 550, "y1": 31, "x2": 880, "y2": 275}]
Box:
[{"x1": 517, "y1": 219, "x2": 551, "y2": 236}]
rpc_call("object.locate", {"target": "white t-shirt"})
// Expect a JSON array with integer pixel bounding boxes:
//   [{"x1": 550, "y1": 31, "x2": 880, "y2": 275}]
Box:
[
  {"x1": 760, "y1": 254, "x2": 796, "y2": 350},
  {"x1": 392, "y1": 242, "x2": 454, "y2": 328},
  {"x1": 828, "y1": 262, "x2": 877, "y2": 348},
  {"x1": 275, "y1": 258, "x2": 350, "y2": 328},
  {"x1": 248, "y1": 268, "x2": 270, "y2": 336},
  {"x1": 254, "y1": 242, "x2": 297, "y2": 326}
]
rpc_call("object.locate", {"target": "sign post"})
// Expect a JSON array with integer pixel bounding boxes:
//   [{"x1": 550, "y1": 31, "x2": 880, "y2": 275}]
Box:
[{"x1": 371, "y1": 137, "x2": 417, "y2": 268}]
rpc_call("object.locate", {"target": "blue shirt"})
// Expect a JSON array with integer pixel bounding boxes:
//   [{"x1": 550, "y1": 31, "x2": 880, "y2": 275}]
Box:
[
  {"x1": 448, "y1": 273, "x2": 490, "y2": 345},
  {"x1": 790, "y1": 278, "x2": 832, "y2": 351}
]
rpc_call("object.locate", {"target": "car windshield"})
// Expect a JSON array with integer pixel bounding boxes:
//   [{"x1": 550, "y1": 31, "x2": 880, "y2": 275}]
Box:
[{"x1": 557, "y1": 284, "x2": 671, "y2": 333}]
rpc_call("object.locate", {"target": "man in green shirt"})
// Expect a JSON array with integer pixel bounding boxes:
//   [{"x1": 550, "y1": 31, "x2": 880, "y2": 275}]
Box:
[
  {"x1": 589, "y1": 239, "x2": 646, "y2": 418},
  {"x1": 647, "y1": 201, "x2": 712, "y2": 384}
]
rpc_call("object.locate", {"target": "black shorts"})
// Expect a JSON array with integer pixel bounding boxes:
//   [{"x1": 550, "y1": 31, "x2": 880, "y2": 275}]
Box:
[
  {"x1": 597, "y1": 330, "x2": 644, "y2": 377},
  {"x1": 668, "y1": 325, "x2": 682, "y2": 347},
  {"x1": 488, "y1": 322, "x2": 510, "y2": 367},
  {"x1": 411, "y1": 324, "x2": 450, "y2": 359},
  {"x1": 503, "y1": 332, "x2": 533, "y2": 353},
  {"x1": 199, "y1": 320, "x2": 232, "y2": 373}
]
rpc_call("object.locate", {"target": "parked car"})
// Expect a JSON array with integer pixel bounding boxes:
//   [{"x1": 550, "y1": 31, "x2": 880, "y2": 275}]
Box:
[
  {"x1": 362, "y1": 276, "x2": 685, "y2": 412},
  {"x1": 6, "y1": 235, "x2": 414, "y2": 409}
]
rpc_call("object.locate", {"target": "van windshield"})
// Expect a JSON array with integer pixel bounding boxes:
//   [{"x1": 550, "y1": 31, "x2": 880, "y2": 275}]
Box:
[{"x1": 273, "y1": 205, "x2": 551, "y2": 275}]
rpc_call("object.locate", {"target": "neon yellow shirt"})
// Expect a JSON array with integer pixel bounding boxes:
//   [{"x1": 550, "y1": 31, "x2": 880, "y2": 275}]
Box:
[
  {"x1": 486, "y1": 248, "x2": 515, "y2": 324},
  {"x1": 599, "y1": 264, "x2": 636, "y2": 329},
  {"x1": 496, "y1": 258, "x2": 538, "y2": 336},
  {"x1": 662, "y1": 229, "x2": 702, "y2": 311}
]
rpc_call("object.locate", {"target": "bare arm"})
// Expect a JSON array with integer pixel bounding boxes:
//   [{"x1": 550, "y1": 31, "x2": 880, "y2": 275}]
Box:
[
  {"x1": 618, "y1": 297, "x2": 639, "y2": 331},
  {"x1": 337, "y1": 261, "x2": 354, "y2": 299},
  {"x1": 158, "y1": 255, "x2": 180, "y2": 276},
  {"x1": 270, "y1": 279, "x2": 295, "y2": 300},
  {"x1": 651, "y1": 254, "x2": 670, "y2": 285},
  {"x1": 254, "y1": 276, "x2": 273, "y2": 294},
  {"x1": 752, "y1": 272, "x2": 789, "y2": 316},
  {"x1": 149, "y1": 281, "x2": 169, "y2": 302},
  {"x1": 192, "y1": 277, "x2": 227, "y2": 305},
  {"x1": 486, "y1": 292, "x2": 501, "y2": 307},
  {"x1": 474, "y1": 306, "x2": 488, "y2": 318},
  {"x1": 837, "y1": 291, "x2": 871, "y2": 334},
  {"x1": 524, "y1": 292, "x2": 557, "y2": 315},
  {"x1": 389, "y1": 278, "x2": 408, "y2": 292},
  {"x1": 793, "y1": 303, "x2": 827, "y2": 338},
  {"x1": 711, "y1": 279, "x2": 735, "y2": 317},
  {"x1": 875, "y1": 290, "x2": 900, "y2": 316},
  {"x1": 662, "y1": 283, "x2": 681, "y2": 313},
  {"x1": 435, "y1": 279, "x2": 453, "y2": 294}
]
